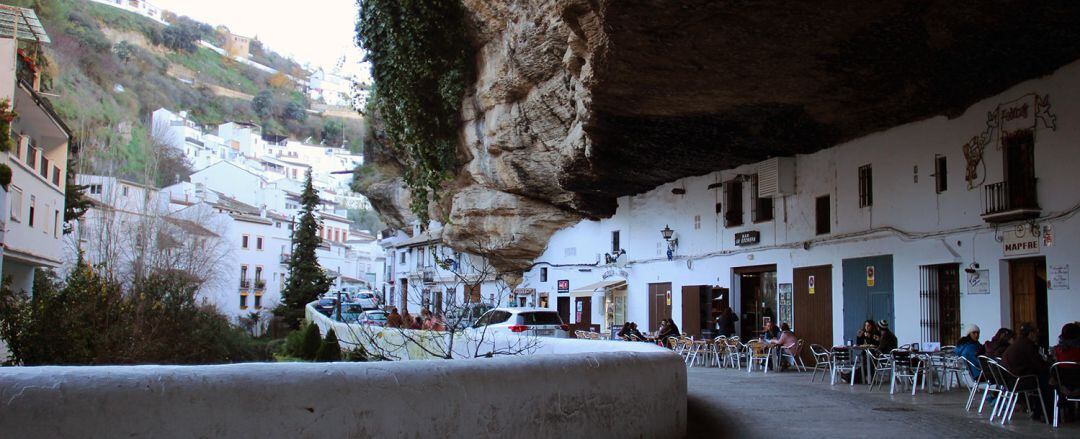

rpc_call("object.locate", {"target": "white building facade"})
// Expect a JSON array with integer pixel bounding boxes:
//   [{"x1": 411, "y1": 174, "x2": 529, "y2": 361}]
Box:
[{"x1": 517, "y1": 59, "x2": 1080, "y2": 348}]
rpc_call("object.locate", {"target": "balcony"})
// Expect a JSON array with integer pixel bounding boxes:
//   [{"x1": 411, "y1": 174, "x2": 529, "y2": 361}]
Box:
[
  {"x1": 280, "y1": 253, "x2": 290, "y2": 264},
  {"x1": 254, "y1": 280, "x2": 266, "y2": 291},
  {"x1": 982, "y1": 179, "x2": 1040, "y2": 223},
  {"x1": 239, "y1": 280, "x2": 251, "y2": 290}
]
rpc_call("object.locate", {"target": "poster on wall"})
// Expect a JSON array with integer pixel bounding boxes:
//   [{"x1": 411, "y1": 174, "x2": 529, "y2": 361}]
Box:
[
  {"x1": 809, "y1": 275, "x2": 816, "y2": 295},
  {"x1": 866, "y1": 266, "x2": 876, "y2": 287},
  {"x1": 967, "y1": 269, "x2": 990, "y2": 294},
  {"x1": 557, "y1": 280, "x2": 569, "y2": 293},
  {"x1": 1050, "y1": 264, "x2": 1069, "y2": 290},
  {"x1": 778, "y1": 283, "x2": 793, "y2": 328}
]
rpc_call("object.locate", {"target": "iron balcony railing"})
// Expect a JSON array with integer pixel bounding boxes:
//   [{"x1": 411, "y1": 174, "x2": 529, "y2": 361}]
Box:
[
  {"x1": 983, "y1": 178, "x2": 1038, "y2": 216},
  {"x1": 239, "y1": 280, "x2": 251, "y2": 289}
]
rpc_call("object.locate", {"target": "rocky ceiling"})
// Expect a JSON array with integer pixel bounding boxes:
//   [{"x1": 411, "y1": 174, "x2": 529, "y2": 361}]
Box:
[{"x1": 359, "y1": 0, "x2": 1080, "y2": 276}]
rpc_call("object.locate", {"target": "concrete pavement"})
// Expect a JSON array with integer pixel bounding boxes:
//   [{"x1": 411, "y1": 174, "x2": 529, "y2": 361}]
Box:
[{"x1": 686, "y1": 367, "x2": 1078, "y2": 438}]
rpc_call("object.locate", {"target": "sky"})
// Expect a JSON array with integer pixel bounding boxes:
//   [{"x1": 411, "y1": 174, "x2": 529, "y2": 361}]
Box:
[{"x1": 151, "y1": 0, "x2": 370, "y2": 81}]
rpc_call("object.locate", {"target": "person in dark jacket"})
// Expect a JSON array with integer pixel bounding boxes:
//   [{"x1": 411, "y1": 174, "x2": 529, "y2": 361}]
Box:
[
  {"x1": 1003, "y1": 322, "x2": 1051, "y2": 419},
  {"x1": 984, "y1": 328, "x2": 1014, "y2": 357},
  {"x1": 628, "y1": 322, "x2": 647, "y2": 341},
  {"x1": 877, "y1": 320, "x2": 898, "y2": 353},
  {"x1": 856, "y1": 320, "x2": 880, "y2": 346},
  {"x1": 716, "y1": 305, "x2": 739, "y2": 337},
  {"x1": 617, "y1": 322, "x2": 633, "y2": 339},
  {"x1": 657, "y1": 318, "x2": 681, "y2": 346},
  {"x1": 955, "y1": 324, "x2": 986, "y2": 378},
  {"x1": 1053, "y1": 322, "x2": 1080, "y2": 363}
]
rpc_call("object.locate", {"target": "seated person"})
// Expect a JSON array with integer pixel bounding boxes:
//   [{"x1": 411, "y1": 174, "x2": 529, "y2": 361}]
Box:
[
  {"x1": 856, "y1": 320, "x2": 881, "y2": 347},
  {"x1": 1054, "y1": 322, "x2": 1080, "y2": 363},
  {"x1": 617, "y1": 322, "x2": 633, "y2": 339},
  {"x1": 877, "y1": 320, "x2": 898, "y2": 353},
  {"x1": 954, "y1": 324, "x2": 986, "y2": 378},
  {"x1": 984, "y1": 328, "x2": 1014, "y2": 358},
  {"x1": 762, "y1": 321, "x2": 781, "y2": 341},
  {"x1": 1003, "y1": 322, "x2": 1052, "y2": 420},
  {"x1": 657, "y1": 319, "x2": 681, "y2": 344},
  {"x1": 772, "y1": 323, "x2": 798, "y2": 354},
  {"x1": 628, "y1": 322, "x2": 647, "y2": 341}
]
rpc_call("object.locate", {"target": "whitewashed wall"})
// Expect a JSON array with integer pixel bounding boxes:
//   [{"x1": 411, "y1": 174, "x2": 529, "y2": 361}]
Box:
[{"x1": 522, "y1": 59, "x2": 1080, "y2": 346}]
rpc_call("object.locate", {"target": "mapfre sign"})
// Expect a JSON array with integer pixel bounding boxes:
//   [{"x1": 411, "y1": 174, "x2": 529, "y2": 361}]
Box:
[{"x1": 1003, "y1": 226, "x2": 1040, "y2": 257}]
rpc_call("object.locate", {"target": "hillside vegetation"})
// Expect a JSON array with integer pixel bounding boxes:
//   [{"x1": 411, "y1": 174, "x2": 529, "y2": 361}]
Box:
[{"x1": 8, "y1": 0, "x2": 365, "y2": 184}]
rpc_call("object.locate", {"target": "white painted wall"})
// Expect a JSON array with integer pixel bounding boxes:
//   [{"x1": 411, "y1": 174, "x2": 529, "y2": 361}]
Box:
[{"x1": 520, "y1": 59, "x2": 1080, "y2": 347}]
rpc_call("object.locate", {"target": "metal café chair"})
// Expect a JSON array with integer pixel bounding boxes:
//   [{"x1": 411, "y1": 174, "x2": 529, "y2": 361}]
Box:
[
  {"x1": 959, "y1": 355, "x2": 988, "y2": 411},
  {"x1": 780, "y1": 339, "x2": 807, "y2": 372},
  {"x1": 1051, "y1": 361, "x2": 1080, "y2": 428},
  {"x1": 830, "y1": 347, "x2": 857, "y2": 386},
  {"x1": 976, "y1": 355, "x2": 1006, "y2": 416},
  {"x1": 889, "y1": 349, "x2": 923, "y2": 395},
  {"x1": 987, "y1": 357, "x2": 1048, "y2": 425},
  {"x1": 809, "y1": 344, "x2": 833, "y2": 383},
  {"x1": 746, "y1": 340, "x2": 772, "y2": 374},
  {"x1": 866, "y1": 348, "x2": 893, "y2": 392},
  {"x1": 723, "y1": 338, "x2": 743, "y2": 369}
]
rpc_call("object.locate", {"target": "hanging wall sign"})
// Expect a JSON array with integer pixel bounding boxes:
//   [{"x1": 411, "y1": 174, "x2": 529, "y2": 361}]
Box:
[
  {"x1": 1003, "y1": 226, "x2": 1040, "y2": 256},
  {"x1": 866, "y1": 266, "x2": 876, "y2": 287},
  {"x1": 557, "y1": 280, "x2": 570, "y2": 293},
  {"x1": 734, "y1": 231, "x2": 760, "y2": 246}
]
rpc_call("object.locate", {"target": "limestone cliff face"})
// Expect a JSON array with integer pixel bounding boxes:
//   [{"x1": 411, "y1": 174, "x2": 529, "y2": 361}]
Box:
[{"x1": 356, "y1": 0, "x2": 1080, "y2": 274}]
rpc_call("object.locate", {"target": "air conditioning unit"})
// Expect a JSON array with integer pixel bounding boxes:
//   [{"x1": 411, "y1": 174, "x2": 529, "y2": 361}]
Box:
[{"x1": 756, "y1": 157, "x2": 795, "y2": 198}]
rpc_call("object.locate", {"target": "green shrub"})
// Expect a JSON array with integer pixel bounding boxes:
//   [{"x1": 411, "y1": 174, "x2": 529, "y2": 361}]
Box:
[
  {"x1": 345, "y1": 346, "x2": 369, "y2": 362},
  {"x1": 280, "y1": 328, "x2": 306, "y2": 358},
  {"x1": 315, "y1": 328, "x2": 342, "y2": 362},
  {"x1": 300, "y1": 322, "x2": 322, "y2": 361},
  {"x1": 0, "y1": 164, "x2": 11, "y2": 190}
]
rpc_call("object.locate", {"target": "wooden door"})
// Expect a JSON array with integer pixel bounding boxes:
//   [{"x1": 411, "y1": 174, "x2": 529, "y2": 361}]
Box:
[
  {"x1": 794, "y1": 265, "x2": 833, "y2": 362},
  {"x1": 1009, "y1": 257, "x2": 1049, "y2": 347},
  {"x1": 649, "y1": 282, "x2": 672, "y2": 332},
  {"x1": 682, "y1": 285, "x2": 702, "y2": 337},
  {"x1": 557, "y1": 296, "x2": 570, "y2": 326},
  {"x1": 574, "y1": 297, "x2": 592, "y2": 333}
]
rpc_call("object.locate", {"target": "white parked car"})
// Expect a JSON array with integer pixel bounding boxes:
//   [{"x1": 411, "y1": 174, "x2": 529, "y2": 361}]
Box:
[
  {"x1": 467, "y1": 307, "x2": 569, "y2": 338},
  {"x1": 352, "y1": 291, "x2": 380, "y2": 310}
]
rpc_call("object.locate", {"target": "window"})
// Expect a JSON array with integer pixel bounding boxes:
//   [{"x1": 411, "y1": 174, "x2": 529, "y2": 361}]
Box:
[
  {"x1": 28, "y1": 195, "x2": 35, "y2": 227},
  {"x1": 40, "y1": 156, "x2": 49, "y2": 178},
  {"x1": 239, "y1": 293, "x2": 248, "y2": 309},
  {"x1": 52, "y1": 166, "x2": 60, "y2": 186},
  {"x1": 89, "y1": 184, "x2": 102, "y2": 195},
  {"x1": 694, "y1": 215, "x2": 701, "y2": 230},
  {"x1": 53, "y1": 210, "x2": 59, "y2": 238},
  {"x1": 934, "y1": 155, "x2": 948, "y2": 193},
  {"x1": 256, "y1": 236, "x2": 263, "y2": 250},
  {"x1": 611, "y1": 230, "x2": 620, "y2": 254},
  {"x1": 9, "y1": 186, "x2": 22, "y2": 222},
  {"x1": 919, "y1": 264, "x2": 961, "y2": 344},
  {"x1": 816, "y1": 195, "x2": 831, "y2": 235},
  {"x1": 724, "y1": 179, "x2": 743, "y2": 227},
  {"x1": 858, "y1": 164, "x2": 873, "y2": 207},
  {"x1": 255, "y1": 266, "x2": 263, "y2": 284},
  {"x1": 253, "y1": 294, "x2": 262, "y2": 309},
  {"x1": 122, "y1": 186, "x2": 129, "y2": 197},
  {"x1": 242, "y1": 234, "x2": 249, "y2": 249},
  {"x1": 540, "y1": 267, "x2": 548, "y2": 283},
  {"x1": 750, "y1": 174, "x2": 774, "y2": 222},
  {"x1": 25, "y1": 146, "x2": 36, "y2": 169}
]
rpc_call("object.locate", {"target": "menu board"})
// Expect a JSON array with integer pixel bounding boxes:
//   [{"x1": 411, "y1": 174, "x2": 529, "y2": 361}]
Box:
[{"x1": 777, "y1": 283, "x2": 793, "y2": 328}]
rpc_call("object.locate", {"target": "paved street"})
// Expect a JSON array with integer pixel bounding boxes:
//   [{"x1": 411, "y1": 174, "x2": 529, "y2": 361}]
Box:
[{"x1": 686, "y1": 367, "x2": 1078, "y2": 438}]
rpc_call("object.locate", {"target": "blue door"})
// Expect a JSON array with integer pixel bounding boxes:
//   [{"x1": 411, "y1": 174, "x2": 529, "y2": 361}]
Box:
[{"x1": 841, "y1": 255, "x2": 894, "y2": 343}]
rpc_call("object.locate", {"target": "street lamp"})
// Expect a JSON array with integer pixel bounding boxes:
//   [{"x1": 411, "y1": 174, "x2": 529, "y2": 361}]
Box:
[
  {"x1": 661, "y1": 225, "x2": 674, "y2": 241},
  {"x1": 661, "y1": 225, "x2": 678, "y2": 260}
]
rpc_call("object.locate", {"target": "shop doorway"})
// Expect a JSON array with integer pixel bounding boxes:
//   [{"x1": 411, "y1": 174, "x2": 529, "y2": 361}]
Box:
[
  {"x1": 574, "y1": 296, "x2": 593, "y2": 334},
  {"x1": 681, "y1": 285, "x2": 719, "y2": 338},
  {"x1": 735, "y1": 265, "x2": 777, "y2": 339},
  {"x1": 1009, "y1": 257, "x2": 1049, "y2": 348},
  {"x1": 793, "y1": 265, "x2": 832, "y2": 361},
  {"x1": 648, "y1": 282, "x2": 672, "y2": 332},
  {"x1": 557, "y1": 296, "x2": 570, "y2": 325},
  {"x1": 842, "y1": 255, "x2": 894, "y2": 343}
]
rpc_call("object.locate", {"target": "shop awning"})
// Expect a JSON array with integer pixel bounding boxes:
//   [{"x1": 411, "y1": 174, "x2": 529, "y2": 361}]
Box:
[{"x1": 569, "y1": 279, "x2": 627, "y2": 297}]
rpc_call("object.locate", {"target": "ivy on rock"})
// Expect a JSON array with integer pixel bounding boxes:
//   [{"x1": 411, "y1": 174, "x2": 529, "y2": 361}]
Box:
[{"x1": 356, "y1": 0, "x2": 473, "y2": 223}]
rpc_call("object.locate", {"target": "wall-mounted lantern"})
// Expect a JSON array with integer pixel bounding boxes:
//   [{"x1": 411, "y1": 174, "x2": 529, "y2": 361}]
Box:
[{"x1": 661, "y1": 225, "x2": 678, "y2": 260}]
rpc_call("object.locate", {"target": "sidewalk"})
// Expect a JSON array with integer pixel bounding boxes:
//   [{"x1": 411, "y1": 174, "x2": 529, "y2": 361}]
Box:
[{"x1": 686, "y1": 367, "x2": 1077, "y2": 438}]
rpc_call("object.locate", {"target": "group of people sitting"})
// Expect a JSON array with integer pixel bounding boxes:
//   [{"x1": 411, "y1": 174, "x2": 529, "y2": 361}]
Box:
[
  {"x1": 853, "y1": 319, "x2": 899, "y2": 352},
  {"x1": 385, "y1": 307, "x2": 446, "y2": 331},
  {"x1": 952, "y1": 321, "x2": 1080, "y2": 421},
  {"x1": 616, "y1": 319, "x2": 682, "y2": 344}
]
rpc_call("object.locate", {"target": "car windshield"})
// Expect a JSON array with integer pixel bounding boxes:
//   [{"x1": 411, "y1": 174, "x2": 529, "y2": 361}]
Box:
[
  {"x1": 340, "y1": 312, "x2": 362, "y2": 321},
  {"x1": 365, "y1": 312, "x2": 388, "y2": 322},
  {"x1": 518, "y1": 312, "x2": 563, "y2": 325},
  {"x1": 343, "y1": 304, "x2": 364, "y2": 313},
  {"x1": 358, "y1": 293, "x2": 374, "y2": 299}
]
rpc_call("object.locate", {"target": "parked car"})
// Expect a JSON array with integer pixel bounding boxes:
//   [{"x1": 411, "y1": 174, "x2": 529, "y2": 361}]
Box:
[
  {"x1": 332, "y1": 303, "x2": 366, "y2": 322},
  {"x1": 314, "y1": 298, "x2": 338, "y2": 317},
  {"x1": 352, "y1": 291, "x2": 380, "y2": 310},
  {"x1": 359, "y1": 310, "x2": 389, "y2": 327},
  {"x1": 466, "y1": 307, "x2": 569, "y2": 338},
  {"x1": 450, "y1": 303, "x2": 493, "y2": 330}
]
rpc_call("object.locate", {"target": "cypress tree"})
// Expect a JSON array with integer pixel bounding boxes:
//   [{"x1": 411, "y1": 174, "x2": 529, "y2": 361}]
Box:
[
  {"x1": 275, "y1": 170, "x2": 332, "y2": 328},
  {"x1": 300, "y1": 322, "x2": 322, "y2": 361},
  {"x1": 315, "y1": 328, "x2": 342, "y2": 362}
]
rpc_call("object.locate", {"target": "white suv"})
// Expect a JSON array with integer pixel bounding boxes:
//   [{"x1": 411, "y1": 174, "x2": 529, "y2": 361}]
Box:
[{"x1": 467, "y1": 307, "x2": 570, "y2": 338}]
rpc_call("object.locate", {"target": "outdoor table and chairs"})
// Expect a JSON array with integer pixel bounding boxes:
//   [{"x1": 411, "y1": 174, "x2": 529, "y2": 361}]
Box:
[{"x1": 1050, "y1": 361, "x2": 1080, "y2": 428}]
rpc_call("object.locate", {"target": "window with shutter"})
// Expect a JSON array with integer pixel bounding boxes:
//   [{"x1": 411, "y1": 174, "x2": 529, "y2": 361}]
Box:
[{"x1": 724, "y1": 180, "x2": 743, "y2": 227}]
